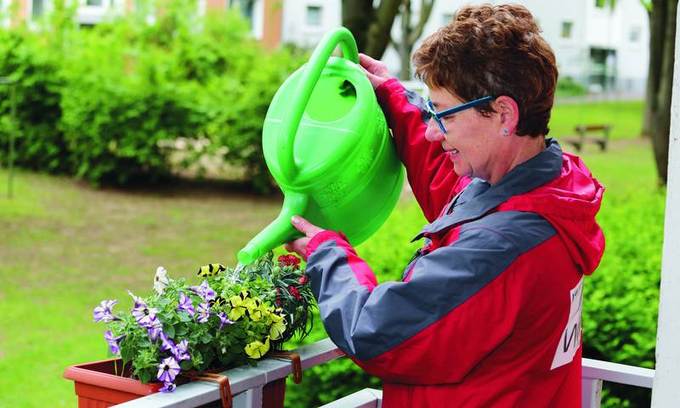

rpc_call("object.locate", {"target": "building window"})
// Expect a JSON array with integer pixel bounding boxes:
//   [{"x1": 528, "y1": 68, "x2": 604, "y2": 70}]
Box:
[
  {"x1": 306, "y1": 5, "x2": 322, "y2": 26},
  {"x1": 561, "y1": 21, "x2": 573, "y2": 39},
  {"x1": 230, "y1": 0, "x2": 254, "y2": 20},
  {"x1": 630, "y1": 26, "x2": 641, "y2": 42},
  {"x1": 32, "y1": 0, "x2": 44, "y2": 18}
]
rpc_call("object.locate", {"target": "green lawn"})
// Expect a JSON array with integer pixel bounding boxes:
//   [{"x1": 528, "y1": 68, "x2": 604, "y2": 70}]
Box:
[
  {"x1": 0, "y1": 96, "x2": 657, "y2": 406},
  {"x1": 0, "y1": 174, "x2": 284, "y2": 407},
  {"x1": 550, "y1": 100, "x2": 644, "y2": 140}
]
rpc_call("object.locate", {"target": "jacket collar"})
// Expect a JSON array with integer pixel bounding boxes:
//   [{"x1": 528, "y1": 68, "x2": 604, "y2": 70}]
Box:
[{"x1": 412, "y1": 139, "x2": 563, "y2": 241}]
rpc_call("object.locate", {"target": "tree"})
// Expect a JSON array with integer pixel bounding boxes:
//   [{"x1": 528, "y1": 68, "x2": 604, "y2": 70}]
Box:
[
  {"x1": 342, "y1": 0, "x2": 435, "y2": 79},
  {"x1": 342, "y1": 0, "x2": 401, "y2": 59},
  {"x1": 641, "y1": 0, "x2": 677, "y2": 185},
  {"x1": 599, "y1": 0, "x2": 675, "y2": 184},
  {"x1": 393, "y1": 0, "x2": 435, "y2": 80}
]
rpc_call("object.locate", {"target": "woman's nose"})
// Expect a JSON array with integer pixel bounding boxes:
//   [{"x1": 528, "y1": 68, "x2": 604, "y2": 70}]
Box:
[{"x1": 425, "y1": 121, "x2": 445, "y2": 142}]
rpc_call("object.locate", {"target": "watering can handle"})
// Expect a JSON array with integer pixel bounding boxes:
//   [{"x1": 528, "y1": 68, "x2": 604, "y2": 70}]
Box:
[{"x1": 278, "y1": 27, "x2": 359, "y2": 183}]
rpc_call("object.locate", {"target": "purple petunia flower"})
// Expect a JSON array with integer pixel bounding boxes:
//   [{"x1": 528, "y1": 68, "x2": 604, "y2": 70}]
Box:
[
  {"x1": 104, "y1": 330, "x2": 124, "y2": 355},
  {"x1": 189, "y1": 281, "x2": 216, "y2": 302},
  {"x1": 218, "y1": 312, "x2": 233, "y2": 330},
  {"x1": 147, "y1": 318, "x2": 163, "y2": 341},
  {"x1": 131, "y1": 299, "x2": 159, "y2": 329},
  {"x1": 157, "y1": 356, "x2": 181, "y2": 383},
  {"x1": 177, "y1": 292, "x2": 195, "y2": 316},
  {"x1": 197, "y1": 302, "x2": 210, "y2": 323},
  {"x1": 159, "y1": 331, "x2": 175, "y2": 352},
  {"x1": 160, "y1": 381, "x2": 176, "y2": 393},
  {"x1": 173, "y1": 339, "x2": 191, "y2": 361},
  {"x1": 93, "y1": 300, "x2": 118, "y2": 323}
]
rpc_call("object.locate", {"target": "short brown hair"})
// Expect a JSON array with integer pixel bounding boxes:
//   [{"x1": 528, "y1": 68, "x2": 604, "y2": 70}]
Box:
[{"x1": 413, "y1": 4, "x2": 558, "y2": 137}]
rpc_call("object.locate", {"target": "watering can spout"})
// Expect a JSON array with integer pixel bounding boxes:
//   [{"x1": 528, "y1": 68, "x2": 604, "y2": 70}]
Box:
[{"x1": 237, "y1": 192, "x2": 309, "y2": 265}]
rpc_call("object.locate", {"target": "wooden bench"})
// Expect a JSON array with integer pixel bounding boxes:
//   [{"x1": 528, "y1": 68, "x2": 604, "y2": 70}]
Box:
[{"x1": 563, "y1": 124, "x2": 611, "y2": 152}]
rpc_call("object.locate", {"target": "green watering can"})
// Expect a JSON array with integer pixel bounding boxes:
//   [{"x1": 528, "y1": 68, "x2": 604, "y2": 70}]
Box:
[{"x1": 237, "y1": 27, "x2": 404, "y2": 265}]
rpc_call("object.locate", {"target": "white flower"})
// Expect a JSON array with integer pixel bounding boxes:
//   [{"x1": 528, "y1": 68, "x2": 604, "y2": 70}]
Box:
[{"x1": 154, "y1": 266, "x2": 169, "y2": 295}]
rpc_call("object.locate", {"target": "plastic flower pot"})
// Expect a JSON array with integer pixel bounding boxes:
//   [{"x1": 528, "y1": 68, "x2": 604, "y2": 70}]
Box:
[
  {"x1": 64, "y1": 358, "x2": 287, "y2": 408},
  {"x1": 63, "y1": 358, "x2": 162, "y2": 407}
]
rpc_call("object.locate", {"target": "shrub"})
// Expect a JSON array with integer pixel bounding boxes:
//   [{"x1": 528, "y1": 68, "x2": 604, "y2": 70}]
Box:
[
  {"x1": 582, "y1": 189, "x2": 664, "y2": 407},
  {"x1": 0, "y1": 29, "x2": 67, "y2": 173},
  {"x1": 556, "y1": 76, "x2": 588, "y2": 98},
  {"x1": 0, "y1": 2, "x2": 307, "y2": 190}
]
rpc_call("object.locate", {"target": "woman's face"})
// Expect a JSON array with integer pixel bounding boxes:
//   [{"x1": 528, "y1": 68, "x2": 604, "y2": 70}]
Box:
[{"x1": 425, "y1": 87, "x2": 501, "y2": 181}]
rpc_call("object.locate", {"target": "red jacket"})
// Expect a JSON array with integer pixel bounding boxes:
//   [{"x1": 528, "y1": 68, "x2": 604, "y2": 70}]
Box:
[{"x1": 305, "y1": 79, "x2": 605, "y2": 407}]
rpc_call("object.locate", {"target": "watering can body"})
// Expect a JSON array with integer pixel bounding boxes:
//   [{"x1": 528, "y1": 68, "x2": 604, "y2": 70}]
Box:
[{"x1": 237, "y1": 28, "x2": 404, "y2": 265}]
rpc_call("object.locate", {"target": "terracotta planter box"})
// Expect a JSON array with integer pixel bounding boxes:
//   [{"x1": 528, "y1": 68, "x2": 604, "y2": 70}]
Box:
[
  {"x1": 64, "y1": 358, "x2": 287, "y2": 407},
  {"x1": 63, "y1": 358, "x2": 162, "y2": 407}
]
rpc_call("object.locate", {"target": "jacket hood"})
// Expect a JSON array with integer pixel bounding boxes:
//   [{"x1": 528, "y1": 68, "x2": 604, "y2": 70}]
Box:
[
  {"x1": 416, "y1": 139, "x2": 605, "y2": 275},
  {"x1": 499, "y1": 145, "x2": 605, "y2": 275}
]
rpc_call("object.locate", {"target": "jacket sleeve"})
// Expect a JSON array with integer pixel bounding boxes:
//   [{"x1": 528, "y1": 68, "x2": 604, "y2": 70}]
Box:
[
  {"x1": 305, "y1": 228, "x2": 526, "y2": 384},
  {"x1": 375, "y1": 79, "x2": 459, "y2": 222}
]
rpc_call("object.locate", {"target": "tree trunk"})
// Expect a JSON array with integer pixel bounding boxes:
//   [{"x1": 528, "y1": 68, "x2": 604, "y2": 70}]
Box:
[
  {"x1": 396, "y1": 0, "x2": 435, "y2": 80},
  {"x1": 651, "y1": 0, "x2": 677, "y2": 184},
  {"x1": 399, "y1": 0, "x2": 413, "y2": 79},
  {"x1": 341, "y1": 0, "x2": 374, "y2": 53},
  {"x1": 642, "y1": 1, "x2": 665, "y2": 137},
  {"x1": 342, "y1": 0, "x2": 401, "y2": 58},
  {"x1": 364, "y1": 0, "x2": 402, "y2": 58}
]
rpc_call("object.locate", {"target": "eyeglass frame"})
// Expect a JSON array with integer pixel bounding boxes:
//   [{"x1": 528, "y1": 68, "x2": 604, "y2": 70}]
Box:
[{"x1": 425, "y1": 95, "x2": 495, "y2": 134}]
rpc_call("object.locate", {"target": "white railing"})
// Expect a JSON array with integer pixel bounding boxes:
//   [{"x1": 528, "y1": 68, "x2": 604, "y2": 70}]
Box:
[
  {"x1": 582, "y1": 358, "x2": 655, "y2": 408},
  {"x1": 115, "y1": 339, "x2": 655, "y2": 408}
]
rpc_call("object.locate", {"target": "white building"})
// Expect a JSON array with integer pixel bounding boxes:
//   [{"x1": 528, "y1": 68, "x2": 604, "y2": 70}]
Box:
[
  {"x1": 382, "y1": 0, "x2": 650, "y2": 94},
  {"x1": 242, "y1": 0, "x2": 650, "y2": 95}
]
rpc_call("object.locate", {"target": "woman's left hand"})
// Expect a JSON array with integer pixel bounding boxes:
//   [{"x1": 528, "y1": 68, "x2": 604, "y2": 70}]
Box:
[{"x1": 285, "y1": 216, "x2": 324, "y2": 260}]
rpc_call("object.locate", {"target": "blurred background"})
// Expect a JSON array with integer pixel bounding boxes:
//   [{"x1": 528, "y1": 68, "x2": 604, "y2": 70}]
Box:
[{"x1": 0, "y1": 0, "x2": 672, "y2": 406}]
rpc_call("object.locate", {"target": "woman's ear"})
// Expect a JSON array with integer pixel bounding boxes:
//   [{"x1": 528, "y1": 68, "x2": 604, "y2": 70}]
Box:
[{"x1": 494, "y1": 96, "x2": 520, "y2": 135}]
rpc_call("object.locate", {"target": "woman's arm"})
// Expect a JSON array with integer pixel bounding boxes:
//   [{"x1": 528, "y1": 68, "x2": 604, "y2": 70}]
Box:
[
  {"x1": 360, "y1": 54, "x2": 459, "y2": 221},
  {"x1": 375, "y1": 79, "x2": 459, "y2": 221}
]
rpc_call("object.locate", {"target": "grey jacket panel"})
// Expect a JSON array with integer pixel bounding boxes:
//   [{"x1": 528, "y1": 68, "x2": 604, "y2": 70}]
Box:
[{"x1": 307, "y1": 211, "x2": 556, "y2": 360}]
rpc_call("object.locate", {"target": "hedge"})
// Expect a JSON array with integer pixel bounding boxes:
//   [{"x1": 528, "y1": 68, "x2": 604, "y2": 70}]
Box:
[{"x1": 0, "y1": 1, "x2": 306, "y2": 190}]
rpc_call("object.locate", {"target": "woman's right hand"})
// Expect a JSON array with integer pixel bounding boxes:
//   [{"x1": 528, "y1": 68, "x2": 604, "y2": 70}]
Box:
[{"x1": 359, "y1": 53, "x2": 391, "y2": 89}]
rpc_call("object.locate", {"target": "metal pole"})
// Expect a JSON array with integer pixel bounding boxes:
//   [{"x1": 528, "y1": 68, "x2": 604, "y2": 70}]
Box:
[
  {"x1": 8, "y1": 82, "x2": 15, "y2": 199},
  {"x1": 0, "y1": 76, "x2": 16, "y2": 199}
]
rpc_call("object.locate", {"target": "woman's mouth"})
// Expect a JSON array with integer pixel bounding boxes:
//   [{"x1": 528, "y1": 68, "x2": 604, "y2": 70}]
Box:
[{"x1": 446, "y1": 148, "x2": 460, "y2": 161}]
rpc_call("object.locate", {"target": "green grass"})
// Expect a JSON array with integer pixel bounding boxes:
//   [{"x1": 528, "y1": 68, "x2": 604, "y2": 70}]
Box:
[
  {"x1": 0, "y1": 133, "x2": 662, "y2": 407},
  {"x1": 0, "y1": 173, "x2": 282, "y2": 407},
  {"x1": 550, "y1": 100, "x2": 644, "y2": 140}
]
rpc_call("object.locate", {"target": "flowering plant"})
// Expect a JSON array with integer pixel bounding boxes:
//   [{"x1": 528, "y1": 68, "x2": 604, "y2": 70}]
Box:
[{"x1": 93, "y1": 252, "x2": 313, "y2": 392}]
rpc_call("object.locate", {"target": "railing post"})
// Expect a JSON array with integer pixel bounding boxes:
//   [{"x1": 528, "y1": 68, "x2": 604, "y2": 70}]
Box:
[
  {"x1": 581, "y1": 377, "x2": 602, "y2": 408},
  {"x1": 233, "y1": 386, "x2": 263, "y2": 408}
]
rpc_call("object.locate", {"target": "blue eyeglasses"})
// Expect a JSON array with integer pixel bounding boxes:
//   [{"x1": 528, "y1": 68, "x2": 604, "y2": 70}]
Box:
[{"x1": 426, "y1": 96, "x2": 494, "y2": 134}]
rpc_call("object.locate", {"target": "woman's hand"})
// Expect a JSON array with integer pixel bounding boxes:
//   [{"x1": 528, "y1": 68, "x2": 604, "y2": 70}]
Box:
[
  {"x1": 359, "y1": 53, "x2": 391, "y2": 89},
  {"x1": 285, "y1": 216, "x2": 324, "y2": 260}
]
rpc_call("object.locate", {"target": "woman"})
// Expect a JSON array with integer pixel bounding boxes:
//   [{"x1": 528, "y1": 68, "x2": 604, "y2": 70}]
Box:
[{"x1": 286, "y1": 4, "x2": 605, "y2": 407}]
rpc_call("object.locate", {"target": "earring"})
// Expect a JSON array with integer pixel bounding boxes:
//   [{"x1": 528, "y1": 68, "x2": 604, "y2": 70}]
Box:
[{"x1": 502, "y1": 128, "x2": 509, "y2": 136}]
